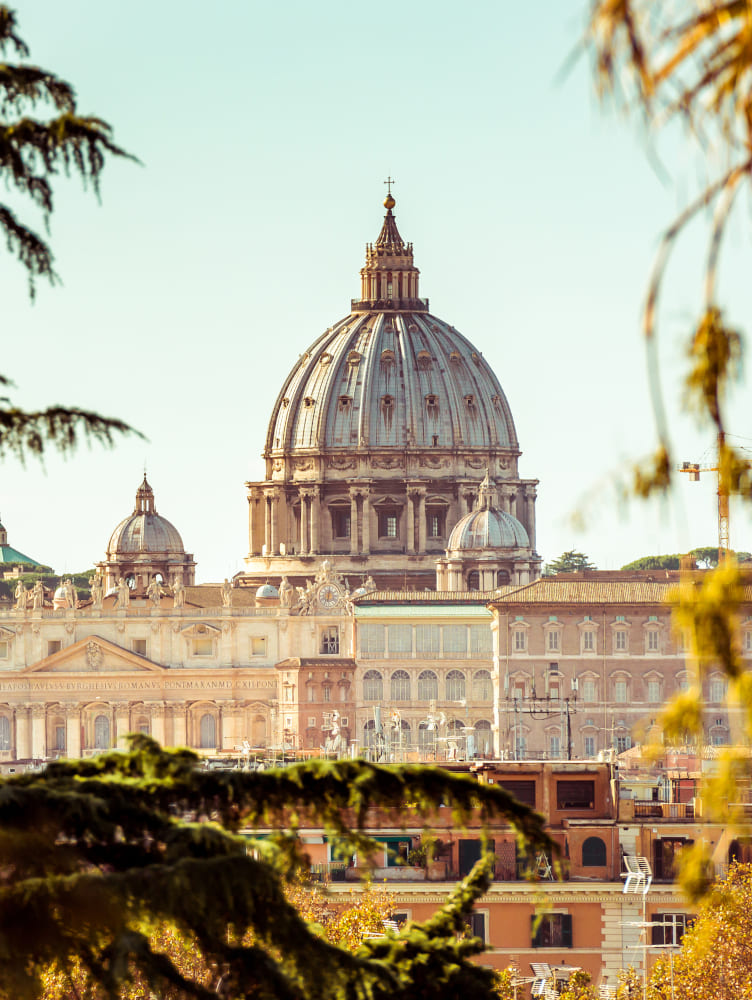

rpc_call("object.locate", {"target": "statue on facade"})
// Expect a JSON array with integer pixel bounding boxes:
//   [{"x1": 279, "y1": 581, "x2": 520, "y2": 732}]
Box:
[
  {"x1": 172, "y1": 575, "x2": 185, "y2": 608},
  {"x1": 14, "y1": 580, "x2": 28, "y2": 611},
  {"x1": 279, "y1": 575, "x2": 294, "y2": 609},
  {"x1": 64, "y1": 578, "x2": 77, "y2": 609},
  {"x1": 89, "y1": 574, "x2": 103, "y2": 609},
  {"x1": 146, "y1": 578, "x2": 163, "y2": 607},
  {"x1": 32, "y1": 580, "x2": 45, "y2": 609},
  {"x1": 115, "y1": 577, "x2": 130, "y2": 610},
  {"x1": 221, "y1": 578, "x2": 233, "y2": 608},
  {"x1": 296, "y1": 584, "x2": 313, "y2": 615},
  {"x1": 363, "y1": 575, "x2": 377, "y2": 594}
]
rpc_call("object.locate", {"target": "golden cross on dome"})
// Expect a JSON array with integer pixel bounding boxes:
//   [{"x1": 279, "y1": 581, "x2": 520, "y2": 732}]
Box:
[{"x1": 383, "y1": 175, "x2": 395, "y2": 195}]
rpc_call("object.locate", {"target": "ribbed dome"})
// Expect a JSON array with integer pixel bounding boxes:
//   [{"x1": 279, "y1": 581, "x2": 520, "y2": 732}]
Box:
[
  {"x1": 448, "y1": 506, "x2": 529, "y2": 551},
  {"x1": 256, "y1": 582, "x2": 279, "y2": 599},
  {"x1": 266, "y1": 311, "x2": 518, "y2": 455},
  {"x1": 265, "y1": 197, "x2": 517, "y2": 459},
  {"x1": 107, "y1": 477, "x2": 185, "y2": 556}
]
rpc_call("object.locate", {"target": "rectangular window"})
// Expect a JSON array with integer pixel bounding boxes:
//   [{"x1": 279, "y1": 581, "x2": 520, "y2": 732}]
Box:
[
  {"x1": 547, "y1": 631, "x2": 560, "y2": 652},
  {"x1": 583, "y1": 679, "x2": 597, "y2": 702},
  {"x1": 427, "y1": 513, "x2": 443, "y2": 538},
  {"x1": 584, "y1": 736, "x2": 596, "y2": 757},
  {"x1": 308, "y1": 686, "x2": 315, "y2": 703},
  {"x1": 531, "y1": 913, "x2": 573, "y2": 948},
  {"x1": 0, "y1": 642, "x2": 7, "y2": 659},
  {"x1": 308, "y1": 716, "x2": 316, "y2": 728},
  {"x1": 615, "y1": 681, "x2": 627, "y2": 703},
  {"x1": 132, "y1": 639, "x2": 147, "y2": 657},
  {"x1": 616, "y1": 735, "x2": 631, "y2": 752},
  {"x1": 513, "y1": 629, "x2": 526, "y2": 651},
  {"x1": 651, "y1": 913, "x2": 694, "y2": 946},
  {"x1": 416, "y1": 624, "x2": 439, "y2": 655},
  {"x1": 556, "y1": 780, "x2": 595, "y2": 810},
  {"x1": 647, "y1": 631, "x2": 659, "y2": 652},
  {"x1": 378, "y1": 512, "x2": 398, "y2": 538},
  {"x1": 360, "y1": 624, "x2": 385, "y2": 658},
  {"x1": 322, "y1": 686, "x2": 331, "y2": 702},
  {"x1": 470, "y1": 624, "x2": 492, "y2": 657},
  {"x1": 250, "y1": 636, "x2": 267, "y2": 656},
  {"x1": 582, "y1": 631, "x2": 595, "y2": 652},
  {"x1": 615, "y1": 630, "x2": 627, "y2": 651},
  {"x1": 745, "y1": 631, "x2": 752, "y2": 652},
  {"x1": 193, "y1": 638, "x2": 213, "y2": 656},
  {"x1": 648, "y1": 680, "x2": 661, "y2": 703},
  {"x1": 388, "y1": 624, "x2": 412, "y2": 655},
  {"x1": 47, "y1": 640, "x2": 61, "y2": 656},
  {"x1": 443, "y1": 625, "x2": 467, "y2": 658},
  {"x1": 549, "y1": 734, "x2": 561, "y2": 757},
  {"x1": 320, "y1": 628, "x2": 339, "y2": 654},
  {"x1": 331, "y1": 510, "x2": 351, "y2": 539},
  {"x1": 497, "y1": 779, "x2": 536, "y2": 806},
  {"x1": 710, "y1": 678, "x2": 726, "y2": 702},
  {"x1": 464, "y1": 912, "x2": 487, "y2": 942}
]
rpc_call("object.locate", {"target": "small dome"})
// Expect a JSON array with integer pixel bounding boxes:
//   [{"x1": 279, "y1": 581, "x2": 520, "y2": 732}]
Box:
[
  {"x1": 448, "y1": 507, "x2": 529, "y2": 551},
  {"x1": 256, "y1": 582, "x2": 279, "y2": 599},
  {"x1": 106, "y1": 477, "x2": 185, "y2": 557},
  {"x1": 53, "y1": 585, "x2": 67, "y2": 600}
]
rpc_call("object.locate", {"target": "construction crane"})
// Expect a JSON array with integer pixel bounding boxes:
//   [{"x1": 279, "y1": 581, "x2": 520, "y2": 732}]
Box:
[{"x1": 679, "y1": 430, "x2": 729, "y2": 565}]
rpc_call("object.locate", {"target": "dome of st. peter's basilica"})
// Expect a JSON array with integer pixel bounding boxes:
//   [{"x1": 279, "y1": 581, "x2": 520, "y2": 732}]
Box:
[{"x1": 243, "y1": 194, "x2": 541, "y2": 592}]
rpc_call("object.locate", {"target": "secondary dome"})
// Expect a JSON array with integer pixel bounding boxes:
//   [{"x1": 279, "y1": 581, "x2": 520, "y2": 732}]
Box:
[
  {"x1": 436, "y1": 472, "x2": 540, "y2": 592},
  {"x1": 448, "y1": 506, "x2": 530, "y2": 551},
  {"x1": 107, "y1": 477, "x2": 185, "y2": 556},
  {"x1": 98, "y1": 478, "x2": 196, "y2": 595}
]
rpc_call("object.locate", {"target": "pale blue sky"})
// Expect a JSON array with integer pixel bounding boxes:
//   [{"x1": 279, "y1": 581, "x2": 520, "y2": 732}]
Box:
[{"x1": 3, "y1": 1, "x2": 751, "y2": 579}]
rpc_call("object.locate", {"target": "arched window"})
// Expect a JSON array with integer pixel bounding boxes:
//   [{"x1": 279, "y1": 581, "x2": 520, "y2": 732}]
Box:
[
  {"x1": 467, "y1": 570, "x2": 480, "y2": 591},
  {"x1": 497, "y1": 570, "x2": 510, "y2": 586},
  {"x1": 0, "y1": 716, "x2": 10, "y2": 751},
  {"x1": 446, "y1": 669, "x2": 466, "y2": 701},
  {"x1": 199, "y1": 713, "x2": 216, "y2": 749},
  {"x1": 363, "y1": 719, "x2": 376, "y2": 748},
  {"x1": 582, "y1": 836, "x2": 607, "y2": 867},
  {"x1": 474, "y1": 720, "x2": 493, "y2": 755},
  {"x1": 418, "y1": 670, "x2": 438, "y2": 700},
  {"x1": 472, "y1": 669, "x2": 493, "y2": 701},
  {"x1": 363, "y1": 670, "x2": 383, "y2": 701},
  {"x1": 94, "y1": 714, "x2": 110, "y2": 750},
  {"x1": 390, "y1": 670, "x2": 411, "y2": 701}
]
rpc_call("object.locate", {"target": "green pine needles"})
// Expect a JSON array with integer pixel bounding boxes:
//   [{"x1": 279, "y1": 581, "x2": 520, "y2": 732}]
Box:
[{"x1": 0, "y1": 736, "x2": 551, "y2": 1000}]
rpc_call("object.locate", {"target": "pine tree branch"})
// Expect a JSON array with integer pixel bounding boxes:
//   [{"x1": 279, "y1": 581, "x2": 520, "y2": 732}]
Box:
[{"x1": 0, "y1": 399, "x2": 144, "y2": 463}]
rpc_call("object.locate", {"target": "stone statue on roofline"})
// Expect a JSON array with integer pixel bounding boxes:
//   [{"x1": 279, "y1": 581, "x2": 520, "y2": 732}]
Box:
[
  {"x1": 89, "y1": 573, "x2": 103, "y2": 610},
  {"x1": 172, "y1": 575, "x2": 185, "y2": 608}
]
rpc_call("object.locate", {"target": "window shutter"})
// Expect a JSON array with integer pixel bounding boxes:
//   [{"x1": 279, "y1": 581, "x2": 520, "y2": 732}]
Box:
[{"x1": 562, "y1": 914, "x2": 573, "y2": 948}]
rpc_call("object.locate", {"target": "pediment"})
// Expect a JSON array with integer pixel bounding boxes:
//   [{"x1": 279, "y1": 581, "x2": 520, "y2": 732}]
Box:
[
  {"x1": 27, "y1": 636, "x2": 164, "y2": 674},
  {"x1": 180, "y1": 623, "x2": 221, "y2": 639},
  {"x1": 0, "y1": 627, "x2": 15, "y2": 640}
]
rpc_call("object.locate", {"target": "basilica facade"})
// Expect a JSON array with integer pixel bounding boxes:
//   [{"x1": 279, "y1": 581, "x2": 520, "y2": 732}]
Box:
[{"x1": 0, "y1": 193, "x2": 741, "y2": 767}]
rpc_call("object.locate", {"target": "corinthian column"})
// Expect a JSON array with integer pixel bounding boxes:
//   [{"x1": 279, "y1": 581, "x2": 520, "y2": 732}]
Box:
[
  {"x1": 349, "y1": 489, "x2": 360, "y2": 555},
  {"x1": 310, "y1": 487, "x2": 320, "y2": 554}
]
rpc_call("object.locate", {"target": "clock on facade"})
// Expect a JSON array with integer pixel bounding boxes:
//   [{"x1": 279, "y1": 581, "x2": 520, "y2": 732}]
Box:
[{"x1": 317, "y1": 583, "x2": 341, "y2": 609}]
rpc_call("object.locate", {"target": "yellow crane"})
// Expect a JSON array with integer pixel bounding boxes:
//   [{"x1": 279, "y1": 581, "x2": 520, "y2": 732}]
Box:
[{"x1": 679, "y1": 431, "x2": 729, "y2": 565}]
